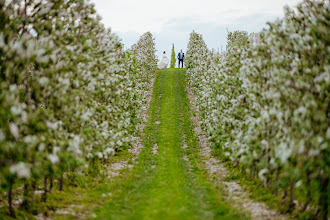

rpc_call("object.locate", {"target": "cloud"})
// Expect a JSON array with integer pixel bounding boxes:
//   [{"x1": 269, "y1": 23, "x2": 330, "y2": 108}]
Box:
[
  {"x1": 92, "y1": 0, "x2": 301, "y2": 33},
  {"x1": 118, "y1": 12, "x2": 279, "y2": 60},
  {"x1": 150, "y1": 13, "x2": 278, "y2": 57},
  {"x1": 92, "y1": 0, "x2": 300, "y2": 59}
]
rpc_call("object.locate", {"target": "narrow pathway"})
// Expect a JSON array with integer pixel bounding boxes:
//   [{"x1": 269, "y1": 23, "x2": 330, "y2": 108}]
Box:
[{"x1": 94, "y1": 69, "x2": 245, "y2": 219}]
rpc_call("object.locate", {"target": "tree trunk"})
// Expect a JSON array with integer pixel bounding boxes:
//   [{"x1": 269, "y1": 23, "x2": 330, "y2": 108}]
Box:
[
  {"x1": 235, "y1": 160, "x2": 239, "y2": 168},
  {"x1": 21, "y1": 181, "x2": 31, "y2": 210},
  {"x1": 23, "y1": 182, "x2": 28, "y2": 196},
  {"x1": 275, "y1": 168, "x2": 280, "y2": 196},
  {"x1": 32, "y1": 179, "x2": 36, "y2": 191},
  {"x1": 288, "y1": 181, "x2": 295, "y2": 213},
  {"x1": 281, "y1": 188, "x2": 287, "y2": 204},
  {"x1": 313, "y1": 208, "x2": 320, "y2": 219},
  {"x1": 59, "y1": 173, "x2": 63, "y2": 191},
  {"x1": 42, "y1": 177, "x2": 47, "y2": 202},
  {"x1": 49, "y1": 177, "x2": 53, "y2": 193},
  {"x1": 301, "y1": 170, "x2": 311, "y2": 212},
  {"x1": 8, "y1": 185, "x2": 15, "y2": 218},
  {"x1": 31, "y1": 179, "x2": 36, "y2": 201},
  {"x1": 320, "y1": 176, "x2": 328, "y2": 220},
  {"x1": 251, "y1": 165, "x2": 256, "y2": 179},
  {"x1": 266, "y1": 154, "x2": 271, "y2": 189}
]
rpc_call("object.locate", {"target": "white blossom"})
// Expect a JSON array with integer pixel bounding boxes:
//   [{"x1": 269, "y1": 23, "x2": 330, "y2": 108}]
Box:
[
  {"x1": 53, "y1": 146, "x2": 60, "y2": 154},
  {"x1": 68, "y1": 135, "x2": 82, "y2": 155},
  {"x1": 38, "y1": 143, "x2": 45, "y2": 152},
  {"x1": 295, "y1": 180, "x2": 302, "y2": 188},
  {"x1": 9, "y1": 123, "x2": 19, "y2": 140},
  {"x1": 97, "y1": 152, "x2": 103, "y2": 159},
  {"x1": 11, "y1": 105, "x2": 22, "y2": 115},
  {"x1": 104, "y1": 147, "x2": 114, "y2": 155},
  {"x1": 39, "y1": 77, "x2": 49, "y2": 86},
  {"x1": 258, "y1": 168, "x2": 268, "y2": 183},
  {"x1": 81, "y1": 110, "x2": 93, "y2": 121},
  {"x1": 10, "y1": 162, "x2": 31, "y2": 178},
  {"x1": 45, "y1": 121, "x2": 58, "y2": 130},
  {"x1": 48, "y1": 154, "x2": 59, "y2": 164},
  {"x1": 116, "y1": 140, "x2": 123, "y2": 147},
  {"x1": 0, "y1": 129, "x2": 5, "y2": 142}
]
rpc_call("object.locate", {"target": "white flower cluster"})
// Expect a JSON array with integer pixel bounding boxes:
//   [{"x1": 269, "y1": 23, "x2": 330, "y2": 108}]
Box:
[
  {"x1": 0, "y1": 0, "x2": 157, "y2": 201},
  {"x1": 186, "y1": 1, "x2": 329, "y2": 216},
  {"x1": 129, "y1": 32, "x2": 158, "y2": 119}
]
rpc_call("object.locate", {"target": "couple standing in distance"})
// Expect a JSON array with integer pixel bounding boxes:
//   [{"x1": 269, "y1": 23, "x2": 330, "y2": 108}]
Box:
[{"x1": 158, "y1": 49, "x2": 185, "y2": 69}]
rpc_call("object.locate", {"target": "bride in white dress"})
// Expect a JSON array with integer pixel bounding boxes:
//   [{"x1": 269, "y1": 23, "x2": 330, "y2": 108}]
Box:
[{"x1": 158, "y1": 51, "x2": 169, "y2": 69}]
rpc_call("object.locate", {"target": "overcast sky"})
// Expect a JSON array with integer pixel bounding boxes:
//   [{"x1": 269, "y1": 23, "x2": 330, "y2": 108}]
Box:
[{"x1": 91, "y1": 0, "x2": 301, "y2": 61}]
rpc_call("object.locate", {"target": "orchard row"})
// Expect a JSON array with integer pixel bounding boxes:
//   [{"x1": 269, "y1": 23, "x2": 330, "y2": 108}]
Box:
[
  {"x1": 185, "y1": 1, "x2": 329, "y2": 219},
  {"x1": 0, "y1": 0, "x2": 157, "y2": 217}
]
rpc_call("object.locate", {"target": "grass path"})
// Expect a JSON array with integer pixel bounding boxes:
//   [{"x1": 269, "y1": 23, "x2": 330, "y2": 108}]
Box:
[{"x1": 94, "y1": 68, "x2": 245, "y2": 219}]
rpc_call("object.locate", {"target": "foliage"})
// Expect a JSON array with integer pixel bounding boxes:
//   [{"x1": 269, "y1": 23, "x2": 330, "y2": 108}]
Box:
[
  {"x1": 131, "y1": 32, "x2": 157, "y2": 78},
  {"x1": 0, "y1": 0, "x2": 157, "y2": 217},
  {"x1": 226, "y1": 30, "x2": 249, "y2": 49},
  {"x1": 186, "y1": 1, "x2": 329, "y2": 218},
  {"x1": 170, "y1": 44, "x2": 176, "y2": 68}
]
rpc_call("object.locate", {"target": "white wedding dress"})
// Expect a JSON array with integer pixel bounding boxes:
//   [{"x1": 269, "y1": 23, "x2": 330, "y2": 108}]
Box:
[{"x1": 158, "y1": 54, "x2": 169, "y2": 69}]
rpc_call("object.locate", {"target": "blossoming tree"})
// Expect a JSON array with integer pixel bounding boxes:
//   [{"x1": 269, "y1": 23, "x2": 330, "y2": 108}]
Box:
[{"x1": 185, "y1": 1, "x2": 329, "y2": 218}]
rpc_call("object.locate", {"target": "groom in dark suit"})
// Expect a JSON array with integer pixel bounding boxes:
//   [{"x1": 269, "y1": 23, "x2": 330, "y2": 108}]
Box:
[{"x1": 177, "y1": 49, "x2": 184, "y2": 68}]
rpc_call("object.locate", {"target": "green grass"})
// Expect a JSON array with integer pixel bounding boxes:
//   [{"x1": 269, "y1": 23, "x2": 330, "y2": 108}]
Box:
[{"x1": 94, "y1": 68, "x2": 246, "y2": 219}]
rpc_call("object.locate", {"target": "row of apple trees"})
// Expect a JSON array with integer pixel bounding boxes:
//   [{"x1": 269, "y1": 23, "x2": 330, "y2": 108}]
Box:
[
  {"x1": 0, "y1": 0, "x2": 157, "y2": 217},
  {"x1": 185, "y1": 0, "x2": 329, "y2": 219}
]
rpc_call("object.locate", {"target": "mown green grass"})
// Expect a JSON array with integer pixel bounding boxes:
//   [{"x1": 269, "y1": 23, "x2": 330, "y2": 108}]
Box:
[{"x1": 94, "y1": 68, "x2": 246, "y2": 220}]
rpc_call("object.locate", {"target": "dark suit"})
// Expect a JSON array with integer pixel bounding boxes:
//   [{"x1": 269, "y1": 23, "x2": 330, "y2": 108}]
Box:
[{"x1": 177, "y1": 52, "x2": 184, "y2": 68}]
